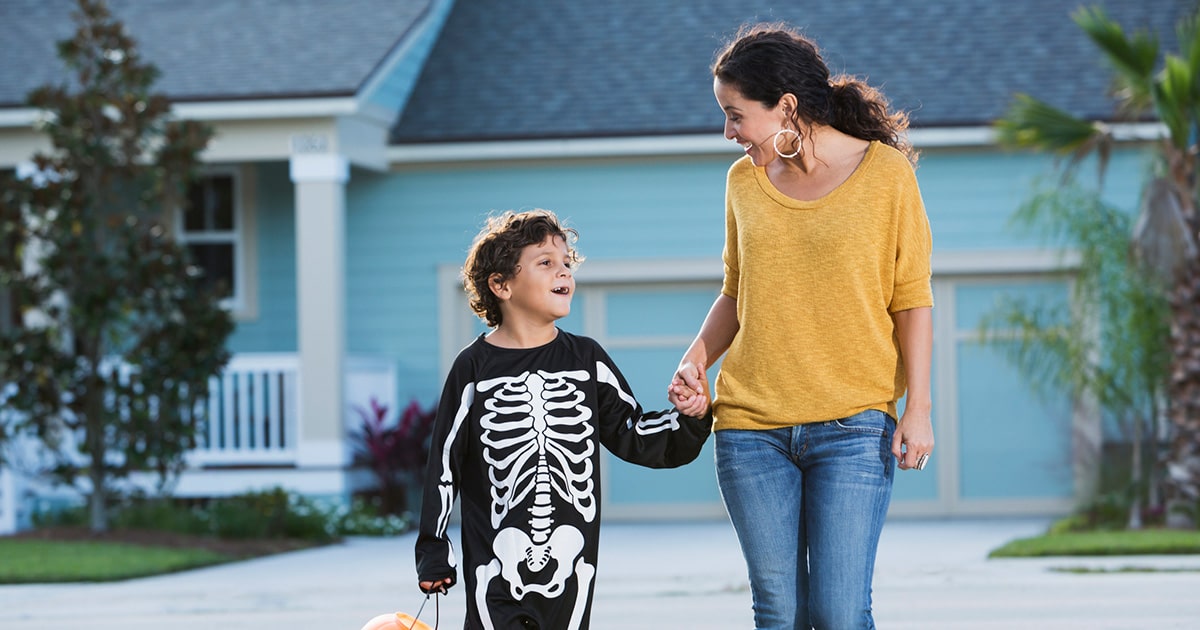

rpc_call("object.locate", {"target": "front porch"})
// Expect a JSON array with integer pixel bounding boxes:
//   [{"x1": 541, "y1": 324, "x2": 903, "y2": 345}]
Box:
[{"x1": 0, "y1": 352, "x2": 396, "y2": 534}]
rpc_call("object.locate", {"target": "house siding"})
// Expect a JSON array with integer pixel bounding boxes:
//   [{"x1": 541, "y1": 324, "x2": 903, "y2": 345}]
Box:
[
  {"x1": 227, "y1": 162, "x2": 298, "y2": 352},
  {"x1": 920, "y1": 147, "x2": 1149, "y2": 251}
]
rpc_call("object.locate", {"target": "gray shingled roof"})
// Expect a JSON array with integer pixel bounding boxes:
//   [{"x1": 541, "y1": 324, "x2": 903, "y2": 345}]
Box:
[
  {"x1": 391, "y1": 0, "x2": 1194, "y2": 143},
  {"x1": 0, "y1": 0, "x2": 433, "y2": 107}
]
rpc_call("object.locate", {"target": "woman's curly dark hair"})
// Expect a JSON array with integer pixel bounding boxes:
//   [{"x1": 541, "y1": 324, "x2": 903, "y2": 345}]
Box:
[
  {"x1": 462, "y1": 209, "x2": 582, "y2": 327},
  {"x1": 712, "y1": 22, "x2": 917, "y2": 166}
]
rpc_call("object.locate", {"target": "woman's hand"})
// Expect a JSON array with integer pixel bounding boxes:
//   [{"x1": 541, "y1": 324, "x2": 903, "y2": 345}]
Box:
[
  {"x1": 668, "y1": 366, "x2": 709, "y2": 416},
  {"x1": 891, "y1": 405, "x2": 934, "y2": 470},
  {"x1": 669, "y1": 293, "x2": 738, "y2": 419},
  {"x1": 891, "y1": 307, "x2": 933, "y2": 471},
  {"x1": 669, "y1": 359, "x2": 709, "y2": 417}
]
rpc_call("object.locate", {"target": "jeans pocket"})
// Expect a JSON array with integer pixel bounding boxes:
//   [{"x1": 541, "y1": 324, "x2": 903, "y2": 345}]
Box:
[{"x1": 832, "y1": 409, "x2": 890, "y2": 436}]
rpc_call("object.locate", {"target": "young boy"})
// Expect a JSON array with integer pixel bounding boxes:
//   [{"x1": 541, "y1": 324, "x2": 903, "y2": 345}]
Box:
[{"x1": 414, "y1": 209, "x2": 712, "y2": 630}]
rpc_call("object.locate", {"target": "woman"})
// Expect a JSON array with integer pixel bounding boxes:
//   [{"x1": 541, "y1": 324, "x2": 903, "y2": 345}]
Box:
[{"x1": 670, "y1": 23, "x2": 934, "y2": 630}]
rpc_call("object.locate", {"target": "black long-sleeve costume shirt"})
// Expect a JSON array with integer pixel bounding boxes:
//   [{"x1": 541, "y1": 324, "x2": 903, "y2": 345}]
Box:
[{"x1": 415, "y1": 330, "x2": 712, "y2": 629}]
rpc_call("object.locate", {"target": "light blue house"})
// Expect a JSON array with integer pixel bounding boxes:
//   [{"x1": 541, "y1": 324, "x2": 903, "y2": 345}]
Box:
[{"x1": 0, "y1": 0, "x2": 1190, "y2": 532}]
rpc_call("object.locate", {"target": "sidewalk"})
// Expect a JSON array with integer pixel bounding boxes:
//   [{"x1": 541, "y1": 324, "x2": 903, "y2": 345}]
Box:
[{"x1": 1, "y1": 517, "x2": 1198, "y2": 629}]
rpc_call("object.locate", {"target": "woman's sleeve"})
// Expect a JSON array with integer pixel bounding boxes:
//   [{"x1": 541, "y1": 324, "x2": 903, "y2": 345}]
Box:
[
  {"x1": 721, "y1": 167, "x2": 741, "y2": 300},
  {"x1": 890, "y1": 166, "x2": 934, "y2": 312}
]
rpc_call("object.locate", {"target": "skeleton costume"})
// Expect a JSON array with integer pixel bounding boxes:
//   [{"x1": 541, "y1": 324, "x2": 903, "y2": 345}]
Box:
[{"x1": 415, "y1": 329, "x2": 712, "y2": 630}]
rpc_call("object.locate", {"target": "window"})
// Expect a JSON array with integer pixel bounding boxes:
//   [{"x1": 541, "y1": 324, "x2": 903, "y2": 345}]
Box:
[{"x1": 180, "y1": 171, "x2": 251, "y2": 314}]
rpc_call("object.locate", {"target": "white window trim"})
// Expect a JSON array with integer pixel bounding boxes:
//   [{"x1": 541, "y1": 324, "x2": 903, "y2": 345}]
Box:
[{"x1": 176, "y1": 166, "x2": 259, "y2": 321}]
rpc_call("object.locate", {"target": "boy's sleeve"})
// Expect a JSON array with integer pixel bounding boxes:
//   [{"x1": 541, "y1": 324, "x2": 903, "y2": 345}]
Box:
[
  {"x1": 591, "y1": 343, "x2": 713, "y2": 469},
  {"x1": 414, "y1": 357, "x2": 473, "y2": 586}
]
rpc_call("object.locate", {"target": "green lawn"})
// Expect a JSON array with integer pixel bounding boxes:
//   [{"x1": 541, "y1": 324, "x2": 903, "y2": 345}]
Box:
[
  {"x1": 990, "y1": 528, "x2": 1200, "y2": 558},
  {"x1": 0, "y1": 539, "x2": 231, "y2": 584}
]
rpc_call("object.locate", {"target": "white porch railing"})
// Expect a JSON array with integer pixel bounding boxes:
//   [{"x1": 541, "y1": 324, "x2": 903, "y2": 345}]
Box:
[
  {"x1": 2, "y1": 353, "x2": 396, "y2": 524},
  {"x1": 189, "y1": 353, "x2": 300, "y2": 467}
]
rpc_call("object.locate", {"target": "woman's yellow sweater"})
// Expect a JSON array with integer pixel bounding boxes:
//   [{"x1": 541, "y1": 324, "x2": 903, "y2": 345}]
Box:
[{"x1": 714, "y1": 141, "x2": 934, "y2": 430}]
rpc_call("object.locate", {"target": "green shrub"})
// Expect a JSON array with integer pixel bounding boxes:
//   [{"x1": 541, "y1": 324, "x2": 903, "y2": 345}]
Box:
[
  {"x1": 25, "y1": 486, "x2": 414, "y2": 542},
  {"x1": 30, "y1": 499, "x2": 87, "y2": 528},
  {"x1": 111, "y1": 497, "x2": 209, "y2": 536},
  {"x1": 1050, "y1": 492, "x2": 1130, "y2": 534}
]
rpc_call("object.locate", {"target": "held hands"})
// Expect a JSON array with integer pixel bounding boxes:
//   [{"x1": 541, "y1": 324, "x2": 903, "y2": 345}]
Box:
[
  {"x1": 891, "y1": 405, "x2": 934, "y2": 471},
  {"x1": 668, "y1": 360, "x2": 710, "y2": 417}
]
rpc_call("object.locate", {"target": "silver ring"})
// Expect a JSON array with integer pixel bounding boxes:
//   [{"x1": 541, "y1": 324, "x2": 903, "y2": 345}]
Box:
[{"x1": 915, "y1": 453, "x2": 930, "y2": 470}]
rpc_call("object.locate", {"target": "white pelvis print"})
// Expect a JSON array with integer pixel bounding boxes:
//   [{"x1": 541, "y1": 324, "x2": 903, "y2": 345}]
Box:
[{"x1": 474, "y1": 368, "x2": 596, "y2": 626}]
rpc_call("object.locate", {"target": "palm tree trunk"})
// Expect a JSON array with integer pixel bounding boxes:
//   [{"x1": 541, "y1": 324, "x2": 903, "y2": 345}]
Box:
[
  {"x1": 1128, "y1": 412, "x2": 1144, "y2": 530},
  {"x1": 1163, "y1": 260, "x2": 1200, "y2": 528}
]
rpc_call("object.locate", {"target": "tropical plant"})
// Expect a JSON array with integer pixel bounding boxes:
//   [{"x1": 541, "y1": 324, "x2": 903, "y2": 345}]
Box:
[
  {"x1": 351, "y1": 397, "x2": 435, "y2": 516},
  {"x1": 0, "y1": 0, "x2": 234, "y2": 533},
  {"x1": 994, "y1": 5, "x2": 1200, "y2": 527},
  {"x1": 980, "y1": 182, "x2": 1171, "y2": 529}
]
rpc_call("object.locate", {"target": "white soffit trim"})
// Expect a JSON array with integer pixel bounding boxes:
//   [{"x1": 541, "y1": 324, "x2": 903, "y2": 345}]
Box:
[
  {"x1": 390, "y1": 134, "x2": 742, "y2": 162},
  {"x1": 0, "y1": 97, "x2": 366, "y2": 127},
  {"x1": 386, "y1": 122, "x2": 1168, "y2": 163},
  {"x1": 175, "y1": 98, "x2": 361, "y2": 121}
]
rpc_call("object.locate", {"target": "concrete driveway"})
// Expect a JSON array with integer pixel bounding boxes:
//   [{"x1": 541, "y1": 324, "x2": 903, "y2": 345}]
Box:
[{"x1": 2, "y1": 517, "x2": 1198, "y2": 629}]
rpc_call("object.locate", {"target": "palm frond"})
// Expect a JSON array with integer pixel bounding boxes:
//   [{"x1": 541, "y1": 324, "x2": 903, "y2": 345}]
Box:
[
  {"x1": 1154, "y1": 55, "x2": 1198, "y2": 151},
  {"x1": 995, "y1": 96, "x2": 1112, "y2": 183},
  {"x1": 1073, "y1": 6, "x2": 1158, "y2": 115},
  {"x1": 1176, "y1": 8, "x2": 1200, "y2": 85}
]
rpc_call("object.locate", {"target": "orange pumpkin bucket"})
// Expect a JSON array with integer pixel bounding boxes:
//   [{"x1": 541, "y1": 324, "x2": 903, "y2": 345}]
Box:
[{"x1": 359, "y1": 611, "x2": 432, "y2": 630}]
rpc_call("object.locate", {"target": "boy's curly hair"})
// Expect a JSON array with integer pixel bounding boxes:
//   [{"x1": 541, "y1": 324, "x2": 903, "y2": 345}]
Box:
[{"x1": 462, "y1": 209, "x2": 582, "y2": 327}]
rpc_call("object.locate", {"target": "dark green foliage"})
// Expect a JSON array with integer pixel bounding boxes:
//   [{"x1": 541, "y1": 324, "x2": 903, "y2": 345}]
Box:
[
  {"x1": 109, "y1": 496, "x2": 209, "y2": 536},
  {"x1": 33, "y1": 488, "x2": 337, "y2": 542},
  {"x1": 204, "y1": 488, "x2": 332, "y2": 542},
  {"x1": 0, "y1": 0, "x2": 233, "y2": 532}
]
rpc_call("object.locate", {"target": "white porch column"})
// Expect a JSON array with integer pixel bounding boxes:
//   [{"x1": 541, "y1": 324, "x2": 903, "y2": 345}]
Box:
[
  {"x1": 0, "y1": 465, "x2": 17, "y2": 535},
  {"x1": 289, "y1": 153, "x2": 349, "y2": 477}
]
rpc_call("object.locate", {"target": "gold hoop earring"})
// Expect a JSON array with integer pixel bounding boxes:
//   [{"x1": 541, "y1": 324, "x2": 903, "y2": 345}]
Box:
[{"x1": 773, "y1": 128, "x2": 801, "y2": 159}]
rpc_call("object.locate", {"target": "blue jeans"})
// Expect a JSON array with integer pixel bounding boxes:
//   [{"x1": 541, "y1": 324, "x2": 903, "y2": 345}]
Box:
[{"x1": 715, "y1": 410, "x2": 896, "y2": 630}]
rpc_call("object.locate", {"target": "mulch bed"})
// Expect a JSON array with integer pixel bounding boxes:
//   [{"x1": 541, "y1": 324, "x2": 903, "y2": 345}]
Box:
[{"x1": 6, "y1": 526, "x2": 329, "y2": 558}]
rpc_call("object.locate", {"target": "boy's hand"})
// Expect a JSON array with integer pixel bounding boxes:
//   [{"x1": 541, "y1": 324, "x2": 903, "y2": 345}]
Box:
[
  {"x1": 668, "y1": 376, "x2": 710, "y2": 417},
  {"x1": 419, "y1": 576, "x2": 454, "y2": 594}
]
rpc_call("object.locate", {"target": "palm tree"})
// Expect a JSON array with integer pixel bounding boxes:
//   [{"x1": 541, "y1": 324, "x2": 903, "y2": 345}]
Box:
[
  {"x1": 981, "y1": 183, "x2": 1171, "y2": 529},
  {"x1": 995, "y1": 6, "x2": 1199, "y2": 528}
]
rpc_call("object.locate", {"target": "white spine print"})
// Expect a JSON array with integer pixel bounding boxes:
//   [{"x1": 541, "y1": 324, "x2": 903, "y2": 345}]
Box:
[{"x1": 474, "y1": 368, "x2": 596, "y2": 624}]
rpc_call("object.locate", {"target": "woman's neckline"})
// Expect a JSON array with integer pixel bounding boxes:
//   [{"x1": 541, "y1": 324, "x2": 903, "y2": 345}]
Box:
[{"x1": 753, "y1": 140, "x2": 878, "y2": 208}]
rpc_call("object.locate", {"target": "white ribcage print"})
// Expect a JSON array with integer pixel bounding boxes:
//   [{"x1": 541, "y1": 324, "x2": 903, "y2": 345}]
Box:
[{"x1": 478, "y1": 368, "x2": 596, "y2": 533}]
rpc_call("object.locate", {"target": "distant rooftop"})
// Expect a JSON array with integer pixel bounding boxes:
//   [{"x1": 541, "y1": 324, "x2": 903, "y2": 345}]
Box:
[
  {"x1": 391, "y1": 0, "x2": 1192, "y2": 142},
  {"x1": 0, "y1": 0, "x2": 433, "y2": 107},
  {"x1": 0, "y1": 0, "x2": 1190, "y2": 145}
]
